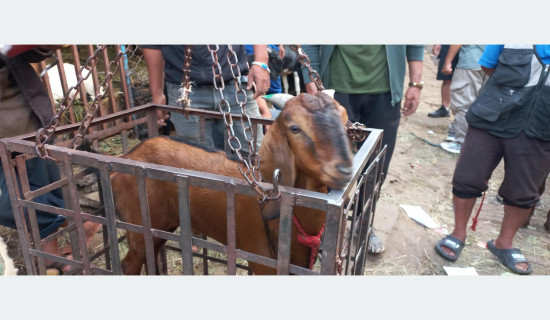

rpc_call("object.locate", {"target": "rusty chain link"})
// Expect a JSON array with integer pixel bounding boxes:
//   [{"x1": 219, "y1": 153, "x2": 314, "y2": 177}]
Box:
[
  {"x1": 290, "y1": 45, "x2": 367, "y2": 143},
  {"x1": 35, "y1": 45, "x2": 132, "y2": 163},
  {"x1": 177, "y1": 45, "x2": 193, "y2": 119},
  {"x1": 207, "y1": 45, "x2": 280, "y2": 204}
]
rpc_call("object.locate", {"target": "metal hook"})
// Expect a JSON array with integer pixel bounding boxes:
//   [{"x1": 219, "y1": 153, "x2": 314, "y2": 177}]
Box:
[
  {"x1": 271, "y1": 169, "x2": 281, "y2": 197},
  {"x1": 39, "y1": 54, "x2": 59, "y2": 78}
]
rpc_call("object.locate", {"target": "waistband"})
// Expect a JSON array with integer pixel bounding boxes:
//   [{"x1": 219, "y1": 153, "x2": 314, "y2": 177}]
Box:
[{"x1": 171, "y1": 75, "x2": 249, "y2": 88}]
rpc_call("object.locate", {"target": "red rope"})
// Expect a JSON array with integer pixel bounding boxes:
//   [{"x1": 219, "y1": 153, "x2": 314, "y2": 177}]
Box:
[
  {"x1": 292, "y1": 215, "x2": 325, "y2": 270},
  {"x1": 470, "y1": 191, "x2": 486, "y2": 231}
]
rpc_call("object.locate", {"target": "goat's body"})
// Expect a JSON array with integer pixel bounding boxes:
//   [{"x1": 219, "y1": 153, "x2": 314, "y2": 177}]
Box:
[
  {"x1": 47, "y1": 63, "x2": 97, "y2": 101},
  {"x1": 111, "y1": 93, "x2": 353, "y2": 275},
  {"x1": 111, "y1": 137, "x2": 276, "y2": 274}
]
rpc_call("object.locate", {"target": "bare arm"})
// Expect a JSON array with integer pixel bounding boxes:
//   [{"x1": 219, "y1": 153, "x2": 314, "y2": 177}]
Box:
[
  {"x1": 278, "y1": 44, "x2": 285, "y2": 60},
  {"x1": 482, "y1": 66, "x2": 495, "y2": 76},
  {"x1": 143, "y1": 47, "x2": 169, "y2": 126},
  {"x1": 441, "y1": 45, "x2": 462, "y2": 75},
  {"x1": 432, "y1": 44, "x2": 441, "y2": 57},
  {"x1": 256, "y1": 97, "x2": 272, "y2": 133},
  {"x1": 247, "y1": 45, "x2": 270, "y2": 99},
  {"x1": 402, "y1": 60, "x2": 423, "y2": 116}
]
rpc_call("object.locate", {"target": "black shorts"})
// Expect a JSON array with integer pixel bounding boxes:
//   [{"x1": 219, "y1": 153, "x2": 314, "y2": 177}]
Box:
[
  {"x1": 452, "y1": 126, "x2": 550, "y2": 208},
  {"x1": 436, "y1": 45, "x2": 459, "y2": 81}
]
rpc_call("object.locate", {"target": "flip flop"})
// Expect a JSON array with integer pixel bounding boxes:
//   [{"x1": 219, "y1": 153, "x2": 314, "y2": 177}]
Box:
[
  {"x1": 45, "y1": 253, "x2": 73, "y2": 275},
  {"x1": 368, "y1": 231, "x2": 385, "y2": 254},
  {"x1": 486, "y1": 240, "x2": 533, "y2": 275},
  {"x1": 434, "y1": 234, "x2": 465, "y2": 262}
]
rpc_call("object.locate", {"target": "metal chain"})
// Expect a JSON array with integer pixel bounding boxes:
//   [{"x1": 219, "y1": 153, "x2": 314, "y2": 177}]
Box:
[
  {"x1": 290, "y1": 45, "x2": 325, "y2": 92},
  {"x1": 71, "y1": 47, "x2": 132, "y2": 148},
  {"x1": 208, "y1": 45, "x2": 280, "y2": 203},
  {"x1": 177, "y1": 45, "x2": 193, "y2": 119},
  {"x1": 290, "y1": 45, "x2": 367, "y2": 143},
  {"x1": 35, "y1": 45, "x2": 106, "y2": 163},
  {"x1": 35, "y1": 45, "x2": 133, "y2": 162}
]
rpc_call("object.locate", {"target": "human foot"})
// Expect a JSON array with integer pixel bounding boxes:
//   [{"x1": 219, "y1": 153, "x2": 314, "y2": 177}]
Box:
[
  {"x1": 487, "y1": 240, "x2": 532, "y2": 275},
  {"x1": 434, "y1": 234, "x2": 465, "y2": 261},
  {"x1": 59, "y1": 221, "x2": 102, "y2": 255}
]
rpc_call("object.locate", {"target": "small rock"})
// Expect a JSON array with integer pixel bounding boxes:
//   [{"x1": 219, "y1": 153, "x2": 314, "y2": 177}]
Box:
[{"x1": 76, "y1": 173, "x2": 98, "y2": 188}]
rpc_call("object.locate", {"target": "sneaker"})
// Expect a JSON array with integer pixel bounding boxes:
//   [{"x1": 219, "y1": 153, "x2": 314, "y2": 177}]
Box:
[
  {"x1": 428, "y1": 105, "x2": 450, "y2": 118},
  {"x1": 440, "y1": 141, "x2": 461, "y2": 154},
  {"x1": 445, "y1": 135, "x2": 456, "y2": 142}
]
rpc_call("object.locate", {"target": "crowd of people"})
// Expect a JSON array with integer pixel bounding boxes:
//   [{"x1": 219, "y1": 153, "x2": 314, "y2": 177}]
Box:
[{"x1": 1, "y1": 44, "x2": 549, "y2": 276}]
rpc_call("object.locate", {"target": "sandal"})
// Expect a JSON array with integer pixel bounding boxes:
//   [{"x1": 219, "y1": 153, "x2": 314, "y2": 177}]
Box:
[
  {"x1": 434, "y1": 234, "x2": 465, "y2": 262},
  {"x1": 487, "y1": 240, "x2": 532, "y2": 275},
  {"x1": 368, "y1": 231, "x2": 385, "y2": 254},
  {"x1": 45, "y1": 252, "x2": 73, "y2": 275}
]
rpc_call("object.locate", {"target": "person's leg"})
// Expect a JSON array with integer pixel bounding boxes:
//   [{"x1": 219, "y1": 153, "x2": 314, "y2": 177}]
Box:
[
  {"x1": 333, "y1": 92, "x2": 398, "y2": 254},
  {"x1": 333, "y1": 91, "x2": 399, "y2": 181},
  {"x1": 489, "y1": 133, "x2": 550, "y2": 272},
  {"x1": 450, "y1": 196, "x2": 477, "y2": 242},
  {"x1": 166, "y1": 82, "x2": 216, "y2": 147},
  {"x1": 496, "y1": 206, "x2": 532, "y2": 249},
  {"x1": 221, "y1": 80, "x2": 264, "y2": 157},
  {"x1": 429, "y1": 45, "x2": 457, "y2": 117},
  {"x1": 437, "y1": 127, "x2": 503, "y2": 258},
  {"x1": 450, "y1": 69, "x2": 487, "y2": 144},
  {"x1": 441, "y1": 69, "x2": 487, "y2": 153},
  {"x1": 1, "y1": 158, "x2": 100, "y2": 270},
  {"x1": 441, "y1": 79, "x2": 451, "y2": 108}
]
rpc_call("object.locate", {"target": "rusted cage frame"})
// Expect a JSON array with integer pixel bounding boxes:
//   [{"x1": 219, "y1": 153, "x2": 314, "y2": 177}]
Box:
[
  {"x1": 1, "y1": 106, "x2": 383, "y2": 276},
  {"x1": 35, "y1": 44, "x2": 134, "y2": 130}
]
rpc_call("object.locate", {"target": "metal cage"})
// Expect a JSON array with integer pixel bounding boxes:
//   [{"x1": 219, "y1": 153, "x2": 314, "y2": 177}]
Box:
[{"x1": 0, "y1": 45, "x2": 386, "y2": 275}]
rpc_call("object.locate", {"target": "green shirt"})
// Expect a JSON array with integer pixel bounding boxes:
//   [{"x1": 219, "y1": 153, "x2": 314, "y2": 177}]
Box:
[{"x1": 328, "y1": 45, "x2": 390, "y2": 94}]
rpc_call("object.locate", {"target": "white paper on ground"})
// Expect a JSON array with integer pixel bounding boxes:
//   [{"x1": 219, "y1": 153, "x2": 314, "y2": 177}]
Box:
[
  {"x1": 443, "y1": 266, "x2": 478, "y2": 276},
  {"x1": 399, "y1": 204, "x2": 440, "y2": 229}
]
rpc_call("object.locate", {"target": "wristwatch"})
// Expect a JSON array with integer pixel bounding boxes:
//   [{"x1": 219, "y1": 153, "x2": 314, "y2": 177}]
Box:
[
  {"x1": 409, "y1": 81, "x2": 424, "y2": 89},
  {"x1": 251, "y1": 61, "x2": 271, "y2": 73}
]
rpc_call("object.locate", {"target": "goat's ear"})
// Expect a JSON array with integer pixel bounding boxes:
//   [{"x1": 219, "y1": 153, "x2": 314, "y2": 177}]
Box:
[
  {"x1": 263, "y1": 93, "x2": 294, "y2": 110},
  {"x1": 334, "y1": 100, "x2": 349, "y2": 126},
  {"x1": 260, "y1": 119, "x2": 296, "y2": 188}
]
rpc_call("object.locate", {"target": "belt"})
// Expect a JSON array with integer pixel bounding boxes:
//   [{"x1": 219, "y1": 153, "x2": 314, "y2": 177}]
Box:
[{"x1": 193, "y1": 75, "x2": 249, "y2": 88}]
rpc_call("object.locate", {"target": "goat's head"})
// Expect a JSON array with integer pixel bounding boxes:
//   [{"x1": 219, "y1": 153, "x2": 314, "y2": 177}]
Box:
[{"x1": 260, "y1": 92, "x2": 353, "y2": 191}]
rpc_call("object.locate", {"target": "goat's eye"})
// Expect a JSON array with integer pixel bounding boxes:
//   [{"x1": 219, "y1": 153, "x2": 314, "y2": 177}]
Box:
[{"x1": 289, "y1": 125, "x2": 301, "y2": 134}]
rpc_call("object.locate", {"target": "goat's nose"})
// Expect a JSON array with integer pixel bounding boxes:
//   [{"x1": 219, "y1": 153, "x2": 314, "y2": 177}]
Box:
[{"x1": 336, "y1": 163, "x2": 353, "y2": 176}]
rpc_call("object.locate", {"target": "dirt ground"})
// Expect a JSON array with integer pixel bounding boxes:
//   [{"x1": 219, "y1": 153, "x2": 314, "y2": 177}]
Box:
[
  {"x1": 2, "y1": 48, "x2": 550, "y2": 276},
  {"x1": 366, "y1": 50, "x2": 550, "y2": 276}
]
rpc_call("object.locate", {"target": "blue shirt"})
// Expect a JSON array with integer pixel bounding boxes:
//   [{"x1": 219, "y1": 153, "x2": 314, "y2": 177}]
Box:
[
  {"x1": 456, "y1": 45, "x2": 485, "y2": 70},
  {"x1": 245, "y1": 45, "x2": 282, "y2": 94},
  {"x1": 479, "y1": 45, "x2": 550, "y2": 68}
]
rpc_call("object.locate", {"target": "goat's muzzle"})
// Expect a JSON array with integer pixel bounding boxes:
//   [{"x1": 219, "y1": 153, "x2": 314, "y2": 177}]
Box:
[{"x1": 322, "y1": 161, "x2": 353, "y2": 190}]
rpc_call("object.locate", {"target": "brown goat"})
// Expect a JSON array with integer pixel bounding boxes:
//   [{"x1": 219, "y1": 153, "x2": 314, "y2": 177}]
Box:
[{"x1": 110, "y1": 92, "x2": 353, "y2": 275}]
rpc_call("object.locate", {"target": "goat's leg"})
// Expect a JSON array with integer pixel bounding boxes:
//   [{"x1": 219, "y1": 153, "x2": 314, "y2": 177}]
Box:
[
  {"x1": 152, "y1": 238, "x2": 169, "y2": 275},
  {"x1": 247, "y1": 262, "x2": 276, "y2": 275},
  {"x1": 121, "y1": 231, "x2": 146, "y2": 275}
]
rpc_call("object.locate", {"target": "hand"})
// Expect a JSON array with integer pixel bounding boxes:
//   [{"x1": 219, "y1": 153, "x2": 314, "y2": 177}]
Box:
[
  {"x1": 247, "y1": 64, "x2": 271, "y2": 99},
  {"x1": 152, "y1": 94, "x2": 169, "y2": 126},
  {"x1": 156, "y1": 110, "x2": 170, "y2": 126},
  {"x1": 256, "y1": 97, "x2": 272, "y2": 132},
  {"x1": 402, "y1": 87, "x2": 421, "y2": 116},
  {"x1": 278, "y1": 45, "x2": 285, "y2": 60},
  {"x1": 432, "y1": 45, "x2": 441, "y2": 57},
  {"x1": 305, "y1": 82, "x2": 318, "y2": 95},
  {"x1": 441, "y1": 62, "x2": 453, "y2": 75}
]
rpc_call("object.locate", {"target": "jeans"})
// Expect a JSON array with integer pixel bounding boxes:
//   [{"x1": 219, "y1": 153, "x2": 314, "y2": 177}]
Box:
[
  {"x1": 166, "y1": 81, "x2": 264, "y2": 156},
  {"x1": 0, "y1": 157, "x2": 65, "y2": 238}
]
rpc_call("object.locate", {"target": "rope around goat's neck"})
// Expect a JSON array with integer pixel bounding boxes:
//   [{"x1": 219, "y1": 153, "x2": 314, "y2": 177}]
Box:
[{"x1": 292, "y1": 216, "x2": 325, "y2": 270}]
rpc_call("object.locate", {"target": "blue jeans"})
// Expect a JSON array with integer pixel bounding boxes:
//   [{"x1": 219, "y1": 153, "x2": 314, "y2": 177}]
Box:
[
  {"x1": 166, "y1": 81, "x2": 264, "y2": 156},
  {"x1": 0, "y1": 157, "x2": 65, "y2": 238}
]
